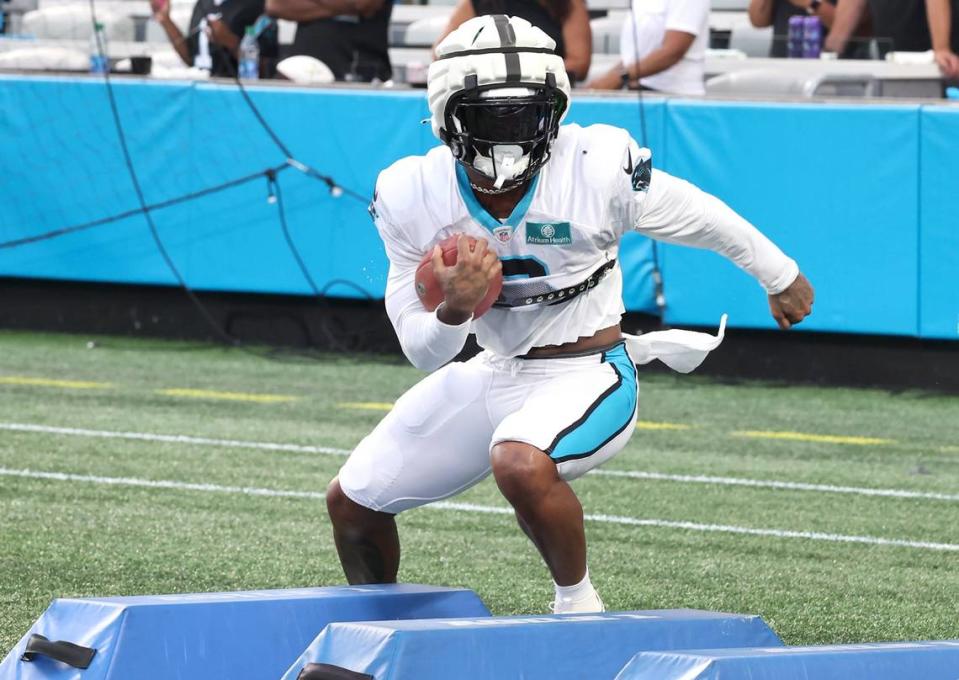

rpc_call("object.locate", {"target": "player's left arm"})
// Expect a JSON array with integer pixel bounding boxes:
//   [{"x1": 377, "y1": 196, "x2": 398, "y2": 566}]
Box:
[{"x1": 628, "y1": 156, "x2": 814, "y2": 330}]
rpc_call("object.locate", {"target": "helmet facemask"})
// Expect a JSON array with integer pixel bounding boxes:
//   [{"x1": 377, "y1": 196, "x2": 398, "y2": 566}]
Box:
[{"x1": 442, "y1": 75, "x2": 567, "y2": 192}]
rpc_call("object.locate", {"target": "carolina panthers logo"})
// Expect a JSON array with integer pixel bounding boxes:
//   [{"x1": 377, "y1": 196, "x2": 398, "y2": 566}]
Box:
[
  {"x1": 367, "y1": 189, "x2": 379, "y2": 221},
  {"x1": 623, "y1": 149, "x2": 651, "y2": 193}
]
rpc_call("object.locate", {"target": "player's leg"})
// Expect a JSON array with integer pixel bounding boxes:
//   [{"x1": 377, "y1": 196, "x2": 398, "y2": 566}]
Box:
[
  {"x1": 325, "y1": 479, "x2": 400, "y2": 584},
  {"x1": 514, "y1": 513, "x2": 544, "y2": 561},
  {"x1": 490, "y1": 342, "x2": 639, "y2": 612},
  {"x1": 327, "y1": 360, "x2": 496, "y2": 584},
  {"x1": 491, "y1": 441, "x2": 587, "y2": 586}
]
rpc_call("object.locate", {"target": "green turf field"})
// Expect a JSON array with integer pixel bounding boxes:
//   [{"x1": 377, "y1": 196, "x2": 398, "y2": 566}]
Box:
[{"x1": 1, "y1": 329, "x2": 958, "y2": 655}]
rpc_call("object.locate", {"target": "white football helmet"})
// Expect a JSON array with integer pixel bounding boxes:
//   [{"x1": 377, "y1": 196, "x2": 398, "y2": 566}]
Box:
[{"x1": 428, "y1": 15, "x2": 571, "y2": 191}]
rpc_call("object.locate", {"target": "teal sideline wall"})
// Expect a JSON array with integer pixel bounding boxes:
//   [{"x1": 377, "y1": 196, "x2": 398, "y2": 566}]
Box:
[
  {"x1": 919, "y1": 106, "x2": 959, "y2": 340},
  {"x1": 661, "y1": 100, "x2": 921, "y2": 336},
  {"x1": 0, "y1": 76, "x2": 955, "y2": 339}
]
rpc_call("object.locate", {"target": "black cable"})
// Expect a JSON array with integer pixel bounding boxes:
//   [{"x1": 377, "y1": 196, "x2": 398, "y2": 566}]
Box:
[
  {"x1": 3, "y1": 17, "x2": 368, "y2": 252},
  {"x1": 628, "y1": 5, "x2": 666, "y2": 315},
  {"x1": 2, "y1": 207, "x2": 144, "y2": 251},
  {"x1": 5, "y1": 3, "x2": 385, "y2": 358},
  {"x1": 87, "y1": 3, "x2": 383, "y2": 356},
  {"x1": 0, "y1": 163, "x2": 289, "y2": 250},
  {"x1": 317, "y1": 279, "x2": 375, "y2": 300},
  {"x1": 284, "y1": 158, "x2": 370, "y2": 205},
  {"x1": 216, "y1": 37, "x2": 386, "y2": 340},
  {"x1": 270, "y1": 170, "x2": 324, "y2": 298},
  {"x1": 214, "y1": 41, "x2": 385, "y2": 353},
  {"x1": 629, "y1": 15, "x2": 649, "y2": 149},
  {"x1": 223, "y1": 47, "x2": 370, "y2": 205},
  {"x1": 88, "y1": 0, "x2": 242, "y2": 346},
  {"x1": 270, "y1": 170, "x2": 373, "y2": 303},
  {"x1": 270, "y1": 151, "x2": 386, "y2": 353}
]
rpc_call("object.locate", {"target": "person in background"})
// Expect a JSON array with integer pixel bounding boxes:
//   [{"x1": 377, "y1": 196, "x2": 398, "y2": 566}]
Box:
[
  {"x1": 748, "y1": 0, "x2": 869, "y2": 58},
  {"x1": 825, "y1": 0, "x2": 959, "y2": 78},
  {"x1": 151, "y1": 0, "x2": 277, "y2": 77},
  {"x1": 926, "y1": 0, "x2": 959, "y2": 77},
  {"x1": 266, "y1": 0, "x2": 392, "y2": 82},
  {"x1": 433, "y1": 0, "x2": 591, "y2": 83},
  {"x1": 587, "y1": 0, "x2": 708, "y2": 94}
]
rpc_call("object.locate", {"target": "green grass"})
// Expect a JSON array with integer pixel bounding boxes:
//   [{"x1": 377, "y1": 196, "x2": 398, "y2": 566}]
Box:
[{"x1": 1, "y1": 329, "x2": 958, "y2": 655}]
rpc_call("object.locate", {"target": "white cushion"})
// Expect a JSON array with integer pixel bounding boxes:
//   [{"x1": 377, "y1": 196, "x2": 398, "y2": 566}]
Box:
[
  {"x1": 22, "y1": 5, "x2": 135, "y2": 41},
  {"x1": 0, "y1": 45, "x2": 88, "y2": 69}
]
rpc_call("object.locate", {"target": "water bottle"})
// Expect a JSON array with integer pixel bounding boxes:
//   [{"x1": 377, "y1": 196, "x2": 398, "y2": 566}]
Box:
[
  {"x1": 89, "y1": 21, "x2": 109, "y2": 74},
  {"x1": 238, "y1": 26, "x2": 258, "y2": 80},
  {"x1": 787, "y1": 16, "x2": 804, "y2": 59},
  {"x1": 802, "y1": 16, "x2": 822, "y2": 59}
]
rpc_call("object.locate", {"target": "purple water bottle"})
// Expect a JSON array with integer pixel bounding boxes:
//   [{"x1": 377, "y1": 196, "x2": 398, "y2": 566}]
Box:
[
  {"x1": 802, "y1": 16, "x2": 822, "y2": 59},
  {"x1": 787, "y1": 15, "x2": 804, "y2": 58}
]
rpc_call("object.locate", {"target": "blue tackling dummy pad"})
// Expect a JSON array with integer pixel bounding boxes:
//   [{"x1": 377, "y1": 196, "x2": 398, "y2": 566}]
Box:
[
  {"x1": 0, "y1": 584, "x2": 489, "y2": 680},
  {"x1": 615, "y1": 641, "x2": 959, "y2": 679},
  {"x1": 281, "y1": 609, "x2": 783, "y2": 680}
]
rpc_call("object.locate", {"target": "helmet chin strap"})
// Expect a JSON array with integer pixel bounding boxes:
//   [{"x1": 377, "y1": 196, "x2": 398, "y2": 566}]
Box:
[{"x1": 469, "y1": 180, "x2": 522, "y2": 195}]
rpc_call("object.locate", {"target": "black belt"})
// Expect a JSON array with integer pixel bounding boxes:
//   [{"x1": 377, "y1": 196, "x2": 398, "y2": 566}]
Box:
[{"x1": 493, "y1": 260, "x2": 617, "y2": 309}]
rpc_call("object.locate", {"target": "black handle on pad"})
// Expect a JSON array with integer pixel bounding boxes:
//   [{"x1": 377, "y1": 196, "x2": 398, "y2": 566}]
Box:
[
  {"x1": 297, "y1": 662, "x2": 373, "y2": 680},
  {"x1": 20, "y1": 634, "x2": 96, "y2": 669}
]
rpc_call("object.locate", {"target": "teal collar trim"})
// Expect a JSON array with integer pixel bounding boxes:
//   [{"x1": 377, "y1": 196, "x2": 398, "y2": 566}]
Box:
[{"x1": 455, "y1": 163, "x2": 540, "y2": 234}]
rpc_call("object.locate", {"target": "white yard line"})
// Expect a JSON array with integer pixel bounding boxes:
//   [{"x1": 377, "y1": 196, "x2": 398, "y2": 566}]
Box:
[
  {"x1": 2, "y1": 422, "x2": 957, "y2": 503},
  {"x1": 3, "y1": 467, "x2": 958, "y2": 553},
  {"x1": 596, "y1": 469, "x2": 959, "y2": 502},
  {"x1": 0, "y1": 422, "x2": 349, "y2": 456}
]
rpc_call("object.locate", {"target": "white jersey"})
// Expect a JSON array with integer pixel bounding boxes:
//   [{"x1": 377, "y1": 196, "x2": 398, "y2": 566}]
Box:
[{"x1": 371, "y1": 123, "x2": 798, "y2": 367}]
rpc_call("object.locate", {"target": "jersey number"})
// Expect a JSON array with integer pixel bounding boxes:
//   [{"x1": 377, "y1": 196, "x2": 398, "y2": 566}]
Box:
[{"x1": 500, "y1": 257, "x2": 548, "y2": 280}]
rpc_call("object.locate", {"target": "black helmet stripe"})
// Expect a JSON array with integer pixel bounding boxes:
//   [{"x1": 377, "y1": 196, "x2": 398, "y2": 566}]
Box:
[
  {"x1": 491, "y1": 15, "x2": 516, "y2": 46},
  {"x1": 438, "y1": 46, "x2": 554, "y2": 60},
  {"x1": 504, "y1": 52, "x2": 521, "y2": 82},
  {"x1": 488, "y1": 16, "x2": 522, "y2": 82}
]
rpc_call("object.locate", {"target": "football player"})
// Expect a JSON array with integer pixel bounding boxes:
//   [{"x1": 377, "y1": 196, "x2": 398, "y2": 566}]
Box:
[{"x1": 326, "y1": 14, "x2": 814, "y2": 613}]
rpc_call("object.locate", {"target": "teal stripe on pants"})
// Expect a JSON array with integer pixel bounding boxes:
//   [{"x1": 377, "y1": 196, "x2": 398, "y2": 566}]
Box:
[{"x1": 548, "y1": 344, "x2": 638, "y2": 463}]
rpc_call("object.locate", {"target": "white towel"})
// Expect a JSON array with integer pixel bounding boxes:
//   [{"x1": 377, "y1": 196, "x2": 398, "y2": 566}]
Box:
[{"x1": 624, "y1": 314, "x2": 727, "y2": 374}]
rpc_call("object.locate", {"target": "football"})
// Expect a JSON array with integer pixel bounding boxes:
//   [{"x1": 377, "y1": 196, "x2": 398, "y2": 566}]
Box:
[{"x1": 414, "y1": 234, "x2": 503, "y2": 319}]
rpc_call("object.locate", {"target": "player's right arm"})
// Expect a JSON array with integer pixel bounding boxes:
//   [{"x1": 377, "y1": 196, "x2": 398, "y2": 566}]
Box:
[
  {"x1": 431, "y1": 235, "x2": 501, "y2": 325},
  {"x1": 371, "y1": 188, "x2": 484, "y2": 372}
]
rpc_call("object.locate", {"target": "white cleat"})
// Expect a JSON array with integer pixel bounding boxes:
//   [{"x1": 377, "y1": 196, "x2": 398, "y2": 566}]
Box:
[{"x1": 550, "y1": 589, "x2": 605, "y2": 614}]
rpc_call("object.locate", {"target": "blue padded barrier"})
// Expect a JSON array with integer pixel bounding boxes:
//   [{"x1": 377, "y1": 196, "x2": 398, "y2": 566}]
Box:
[
  {"x1": 0, "y1": 584, "x2": 489, "y2": 680},
  {"x1": 615, "y1": 640, "x2": 959, "y2": 679},
  {"x1": 281, "y1": 609, "x2": 783, "y2": 680},
  {"x1": 918, "y1": 106, "x2": 959, "y2": 340}
]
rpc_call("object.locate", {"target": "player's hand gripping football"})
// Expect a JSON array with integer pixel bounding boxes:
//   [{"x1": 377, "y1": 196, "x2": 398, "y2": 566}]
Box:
[
  {"x1": 432, "y1": 235, "x2": 502, "y2": 324},
  {"x1": 768, "y1": 272, "x2": 814, "y2": 330}
]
